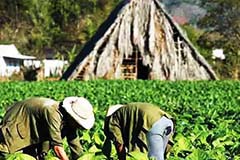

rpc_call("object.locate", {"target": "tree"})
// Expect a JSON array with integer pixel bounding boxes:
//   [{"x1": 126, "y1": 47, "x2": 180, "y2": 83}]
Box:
[
  {"x1": 0, "y1": 0, "x2": 121, "y2": 60},
  {"x1": 198, "y1": 0, "x2": 240, "y2": 79}
]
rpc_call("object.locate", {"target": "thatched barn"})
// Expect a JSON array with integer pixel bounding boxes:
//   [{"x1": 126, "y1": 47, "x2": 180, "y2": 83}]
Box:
[{"x1": 61, "y1": 0, "x2": 217, "y2": 81}]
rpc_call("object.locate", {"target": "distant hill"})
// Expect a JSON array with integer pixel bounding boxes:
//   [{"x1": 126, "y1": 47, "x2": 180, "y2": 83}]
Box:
[{"x1": 161, "y1": 0, "x2": 205, "y2": 25}]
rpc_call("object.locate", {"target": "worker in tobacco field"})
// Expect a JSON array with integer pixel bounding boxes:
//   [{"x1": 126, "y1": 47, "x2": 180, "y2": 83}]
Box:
[
  {"x1": 103, "y1": 102, "x2": 174, "y2": 160},
  {"x1": 0, "y1": 97, "x2": 95, "y2": 160}
]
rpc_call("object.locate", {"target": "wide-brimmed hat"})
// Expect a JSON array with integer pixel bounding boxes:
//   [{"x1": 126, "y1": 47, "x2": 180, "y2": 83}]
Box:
[
  {"x1": 62, "y1": 97, "x2": 95, "y2": 129},
  {"x1": 106, "y1": 104, "x2": 124, "y2": 117}
]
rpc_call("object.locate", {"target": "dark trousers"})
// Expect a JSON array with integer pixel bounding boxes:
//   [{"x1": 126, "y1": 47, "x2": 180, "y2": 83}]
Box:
[
  {"x1": 0, "y1": 129, "x2": 4, "y2": 144},
  {"x1": 0, "y1": 129, "x2": 7, "y2": 159}
]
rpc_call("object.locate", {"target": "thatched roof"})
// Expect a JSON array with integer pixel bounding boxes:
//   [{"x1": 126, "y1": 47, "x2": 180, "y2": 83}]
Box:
[{"x1": 61, "y1": 0, "x2": 217, "y2": 80}]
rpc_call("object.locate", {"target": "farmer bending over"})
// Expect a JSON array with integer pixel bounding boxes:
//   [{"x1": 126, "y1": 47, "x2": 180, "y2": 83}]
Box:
[
  {"x1": 0, "y1": 97, "x2": 95, "y2": 160},
  {"x1": 103, "y1": 102, "x2": 174, "y2": 160}
]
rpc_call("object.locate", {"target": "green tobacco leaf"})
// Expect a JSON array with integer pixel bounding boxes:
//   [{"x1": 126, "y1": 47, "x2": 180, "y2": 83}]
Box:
[
  {"x1": 190, "y1": 131, "x2": 211, "y2": 148},
  {"x1": 174, "y1": 134, "x2": 192, "y2": 153},
  {"x1": 45, "y1": 157, "x2": 59, "y2": 160},
  {"x1": 93, "y1": 132, "x2": 104, "y2": 146},
  {"x1": 212, "y1": 135, "x2": 234, "y2": 148},
  {"x1": 88, "y1": 145, "x2": 101, "y2": 153},
  {"x1": 80, "y1": 131, "x2": 92, "y2": 143},
  {"x1": 77, "y1": 153, "x2": 95, "y2": 160},
  {"x1": 127, "y1": 151, "x2": 148, "y2": 160},
  {"x1": 186, "y1": 149, "x2": 208, "y2": 160},
  {"x1": 233, "y1": 155, "x2": 240, "y2": 160},
  {"x1": 198, "y1": 132, "x2": 210, "y2": 146},
  {"x1": 6, "y1": 153, "x2": 36, "y2": 160},
  {"x1": 208, "y1": 149, "x2": 227, "y2": 160}
]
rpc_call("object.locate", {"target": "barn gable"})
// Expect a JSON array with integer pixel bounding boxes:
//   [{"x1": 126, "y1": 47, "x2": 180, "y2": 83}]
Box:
[{"x1": 61, "y1": 0, "x2": 217, "y2": 80}]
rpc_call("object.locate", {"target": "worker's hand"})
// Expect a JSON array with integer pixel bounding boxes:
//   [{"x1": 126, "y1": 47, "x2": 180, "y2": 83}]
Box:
[
  {"x1": 53, "y1": 145, "x2": 69, "y2": 160},
  {"x1": 114, "y1": 141, "x2": 126, "y2": 160}
]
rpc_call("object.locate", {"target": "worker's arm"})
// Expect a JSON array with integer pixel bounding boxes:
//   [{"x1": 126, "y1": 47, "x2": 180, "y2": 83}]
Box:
[
  {"x1": 114, "y1": 141, "x2": 126, "y2": 160},
  {"x1": 53, "y1": 145, "x2": 69, "y2": 160},
  {"x1": 43, "y1": 107, "x2": 68, "y2": 160},
  {"x1": 66, "y1": 128, "x2": 83, "y2": 160},
  {"x1": 105, "y1": 113, "x2": 126, "y2": 160}
]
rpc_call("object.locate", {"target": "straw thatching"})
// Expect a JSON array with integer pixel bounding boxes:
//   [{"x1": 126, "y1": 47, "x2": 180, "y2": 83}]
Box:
[{"x1": 61, "y1": 0, "x2": 217, "y2": 80}]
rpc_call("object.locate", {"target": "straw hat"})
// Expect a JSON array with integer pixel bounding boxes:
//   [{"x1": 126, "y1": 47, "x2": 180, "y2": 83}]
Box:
[
  {"x1": 62, "y1": 97, "x2": 95, "y2": 129},
  {"x1": 106, "y1": 104, "x2": 124, "y2": 117}
]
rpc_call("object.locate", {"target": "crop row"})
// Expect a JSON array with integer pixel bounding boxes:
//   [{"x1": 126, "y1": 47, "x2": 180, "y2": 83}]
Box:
[{"x1": 0, "y1": 80, "x2": 239, "y2": 159}]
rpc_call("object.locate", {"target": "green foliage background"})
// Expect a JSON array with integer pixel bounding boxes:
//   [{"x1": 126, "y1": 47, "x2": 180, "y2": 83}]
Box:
[
  {"x1": 0, "y1": 80, "x2": 239, "y2": 159},
  {"x1": 0, "y1": 0, "x2": 121, "y2": 59}
]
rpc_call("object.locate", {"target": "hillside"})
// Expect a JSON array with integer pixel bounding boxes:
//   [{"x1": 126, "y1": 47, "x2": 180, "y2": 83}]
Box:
[{"x1": 162, "y1": 0, "x2": 205, "y2": 25}]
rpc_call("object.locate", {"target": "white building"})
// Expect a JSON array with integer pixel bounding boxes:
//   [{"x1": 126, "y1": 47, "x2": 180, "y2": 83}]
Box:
[
  {"x1": 0, "y1": 44, "x2": 68, "y2": 78},
  {"x1": 212, "y1": 49, "x2": 225, "y2": 60},
  {"x1": 42, "y1": 59, "x2": 68, "y2": 77},
  {"x1": 0, "y1": 44, "x2": 35, "y2": 77},
  {"x1": 24, "y1": 59, "x2": 68, "y2": 77}
]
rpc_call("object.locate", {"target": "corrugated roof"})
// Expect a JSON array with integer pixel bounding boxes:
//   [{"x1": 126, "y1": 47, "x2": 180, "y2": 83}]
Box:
[{"x1": 0, "y1": 44, "x2": 35, "y2": 59}]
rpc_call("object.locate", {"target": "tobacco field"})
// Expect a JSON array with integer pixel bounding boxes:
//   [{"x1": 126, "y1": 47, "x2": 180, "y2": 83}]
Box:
[{"x1": 0, "y1": 80, "x2": 239, "y2": 160}]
